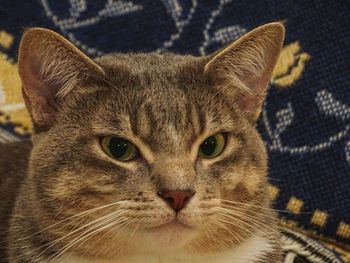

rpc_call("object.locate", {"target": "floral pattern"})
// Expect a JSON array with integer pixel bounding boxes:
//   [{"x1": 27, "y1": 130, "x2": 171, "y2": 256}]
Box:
[{"x1": 1, "y1": 0, "x2": 350, "y2": 256}]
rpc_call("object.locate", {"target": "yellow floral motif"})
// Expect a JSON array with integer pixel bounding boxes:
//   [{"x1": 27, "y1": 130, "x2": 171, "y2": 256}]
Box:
[
  {"x1": 267, "y1": 184, "x2": 280, "y2": 201},
  {"x1": 337, "y1": 222, "x2": 350, "y2": 239},
  {"x1": 286, "y1": 196, "x2": 304, "y2": 214},
  {"x1": 311, "y1": 209, "x2": 328, "y2": 227},
  {"x1": 0, "y1": 52, "x2": 32, "y2": 133},
  {"x1": 272, "y1": 41, "x2": 311, "y2": 87},
  {"x1": 0, "y1": 30, "x2": 14, "y2": 49}
]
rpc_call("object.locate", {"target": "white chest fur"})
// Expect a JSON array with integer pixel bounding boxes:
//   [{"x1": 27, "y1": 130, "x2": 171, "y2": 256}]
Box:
[{"x1": 57, "y1": 234, "x2": 272, "y2": 263}]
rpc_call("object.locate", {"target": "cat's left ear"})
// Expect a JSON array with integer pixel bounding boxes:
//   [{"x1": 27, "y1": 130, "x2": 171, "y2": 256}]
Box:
[
  {"x1": 18, "y1": 28, "x2": 104, "y2": 131},
  {"x1": 204, "y1": 22, "x2": 285, "y2": 122}
]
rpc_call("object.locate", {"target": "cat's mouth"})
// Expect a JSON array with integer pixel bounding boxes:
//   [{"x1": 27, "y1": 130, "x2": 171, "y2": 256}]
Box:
[
  {"x1": 146, "y1": 219, "x2": 193, "y2": 232},
  {"x1": 138, "y1": 219, "x2": 197, "y2": 250}
]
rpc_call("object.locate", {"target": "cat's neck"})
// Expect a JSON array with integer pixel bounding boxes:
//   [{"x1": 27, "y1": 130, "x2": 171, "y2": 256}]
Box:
[{"x1": 57, "y1": 233, "x2": 276, "y2": 263}]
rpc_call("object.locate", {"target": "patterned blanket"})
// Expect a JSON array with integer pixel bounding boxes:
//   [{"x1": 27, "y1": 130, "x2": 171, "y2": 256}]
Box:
[{"x1": 1, "y1": 1, "x2": 349, "y2": 262}]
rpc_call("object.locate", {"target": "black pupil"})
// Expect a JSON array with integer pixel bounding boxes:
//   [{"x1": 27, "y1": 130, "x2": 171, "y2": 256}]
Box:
[
  {"x1": 108, "y1": 138, "x2": 129, "y2": 158},
  {"x1": 200, "y1": 136, "x2": 217, "y2": 155}
]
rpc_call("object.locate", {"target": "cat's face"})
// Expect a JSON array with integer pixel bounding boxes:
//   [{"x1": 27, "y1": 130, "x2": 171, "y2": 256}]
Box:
[{"x1": 18, "y1": 23, "x2": 284, "y2": 258}]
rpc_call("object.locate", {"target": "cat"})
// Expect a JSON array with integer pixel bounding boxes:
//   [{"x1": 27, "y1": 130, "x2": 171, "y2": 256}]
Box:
[{"x1": 0, "y1": 22, "x2": 285, "y2": 263}]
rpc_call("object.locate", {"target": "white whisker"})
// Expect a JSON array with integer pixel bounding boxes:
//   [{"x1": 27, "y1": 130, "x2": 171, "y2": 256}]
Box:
[{"x1": 47, "y1": 213, "x2": 129, "y2": 262}]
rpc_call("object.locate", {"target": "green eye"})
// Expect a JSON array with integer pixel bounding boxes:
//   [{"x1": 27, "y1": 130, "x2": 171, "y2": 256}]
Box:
[
  {"x1": 198, "y1": 133, "x2": 226, "y2": 159},
  {"x1": 101, "y1": 136, "x2": 138, "y2": 161}
]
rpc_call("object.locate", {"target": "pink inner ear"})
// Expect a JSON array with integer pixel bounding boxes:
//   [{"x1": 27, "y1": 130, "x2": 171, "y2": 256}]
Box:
[
  {"x1": 22, "y1": 61, "x2": 59, "y2": 126},
  {"x1": 24, "y1": 54, "x2": 60, "y2": 106},
  {"x1": 235, "y1": 72, "x2": 270, "y2": 122},
  {"x1": 239, "y1": 93, "x2": 256, "y2": 113},
  {"x1": 26, "y1": 56, "x2": 53, "y2": 98}
]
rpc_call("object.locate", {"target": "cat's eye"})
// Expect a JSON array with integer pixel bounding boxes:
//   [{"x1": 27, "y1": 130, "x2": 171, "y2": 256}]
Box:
[
  {"x1": 100, "y1": 136, "x2": 138, "y2": 161},
  {"x1": 198, "y1": 133, "x2": 226, "y2": 159}
]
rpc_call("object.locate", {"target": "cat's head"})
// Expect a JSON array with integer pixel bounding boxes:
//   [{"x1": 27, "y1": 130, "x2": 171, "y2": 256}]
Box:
[{"x1": 18, "y1": 23, "x2": 284, "y2": 258}]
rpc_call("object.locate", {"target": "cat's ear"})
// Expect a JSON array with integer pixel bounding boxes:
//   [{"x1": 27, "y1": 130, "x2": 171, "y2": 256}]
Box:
[
  {"x1": 204, "y1": 22, "x2": 285, "y2": 122},
  {"x1": 18, "y1": 28, "x2": 104, "y2": 131}
]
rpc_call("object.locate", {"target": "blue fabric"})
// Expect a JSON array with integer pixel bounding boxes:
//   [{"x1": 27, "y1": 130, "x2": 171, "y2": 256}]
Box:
[{"x1": 1, "y1": 0, "x2": 349, "y2": 248}]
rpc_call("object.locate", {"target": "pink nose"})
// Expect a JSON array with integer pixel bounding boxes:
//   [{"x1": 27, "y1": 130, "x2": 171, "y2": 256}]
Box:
[{"x1": 158, "y1": 190, "x2": 195, "y2": 212}]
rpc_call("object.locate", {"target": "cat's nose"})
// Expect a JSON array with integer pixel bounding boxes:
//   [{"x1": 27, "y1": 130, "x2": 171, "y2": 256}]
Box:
[{"x1": 158, "y1": 189, "x2": 195, "y2": 212}]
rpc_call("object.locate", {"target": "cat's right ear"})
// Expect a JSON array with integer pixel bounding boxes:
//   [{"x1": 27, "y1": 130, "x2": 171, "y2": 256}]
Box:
[
  {"x1": 204, "y1": 23, "x2": 285, "y2": 123},
  {"x1": 18, "y1": 28, "x2": 104, "y2": 131}
]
